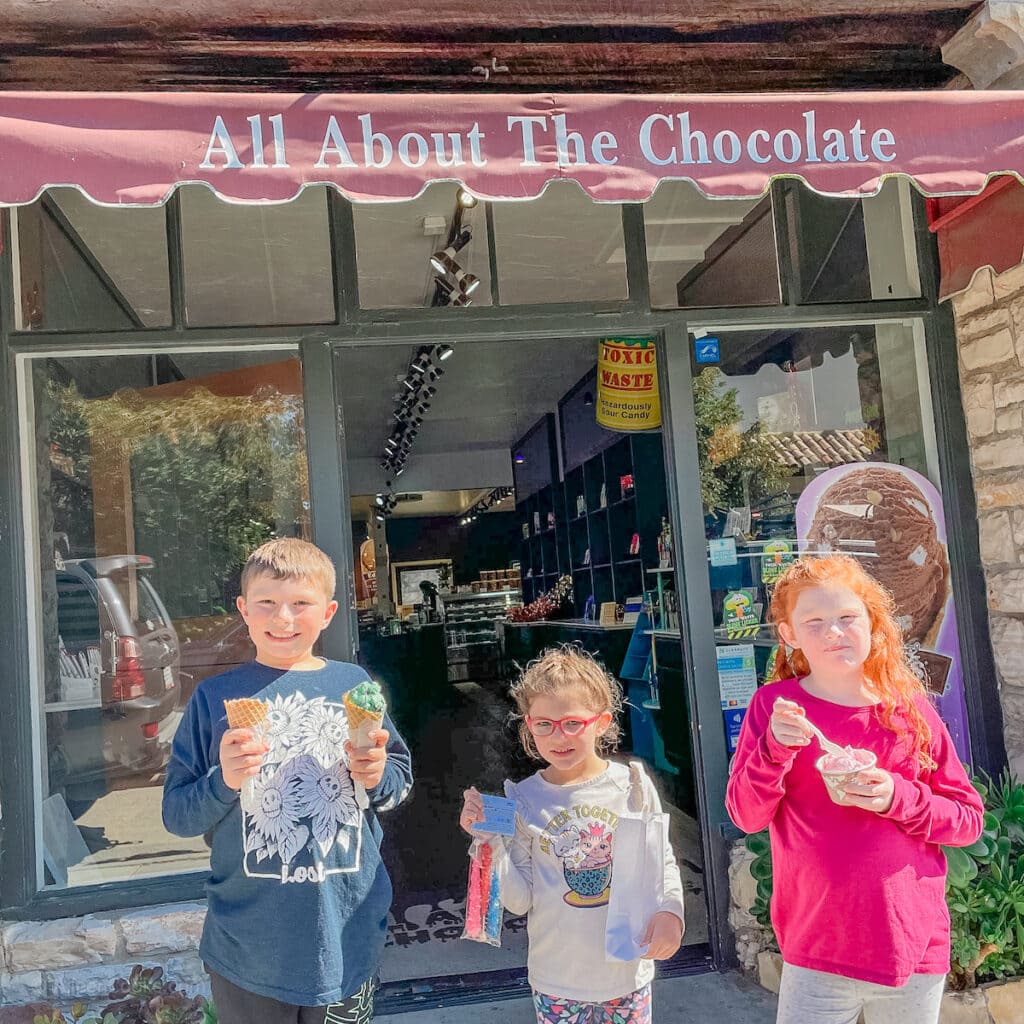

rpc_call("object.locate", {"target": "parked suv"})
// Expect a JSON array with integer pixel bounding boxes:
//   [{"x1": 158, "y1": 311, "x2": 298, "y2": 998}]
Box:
[{"x1": 50, "y1": 555, "x2": 181, "y2": 793}]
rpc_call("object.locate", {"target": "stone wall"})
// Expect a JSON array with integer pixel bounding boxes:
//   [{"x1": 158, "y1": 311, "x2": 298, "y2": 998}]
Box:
[
  {"x1": 0, "y1": 902, "x2": 208, "y2": 1008},
  {"x1": 952, "y1": 262, "x2": 1024, "y2": 780},
  {"x1": 727, "y1": 840, "x2": 774, "y2": 974}
]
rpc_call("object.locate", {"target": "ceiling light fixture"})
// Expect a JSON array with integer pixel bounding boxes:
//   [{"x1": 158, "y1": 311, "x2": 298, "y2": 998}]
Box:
[
  {"x1": 453, "y1": 267, "x2": 480, "y2": 296},
  {"x1": 430, "y1": 229, "x2": 472, "y2": 275}
]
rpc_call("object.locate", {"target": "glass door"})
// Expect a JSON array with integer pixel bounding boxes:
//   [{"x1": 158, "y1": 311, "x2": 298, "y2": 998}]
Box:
[{"x1": 322, "y1": 332, "x2": 711, "y2": 989}]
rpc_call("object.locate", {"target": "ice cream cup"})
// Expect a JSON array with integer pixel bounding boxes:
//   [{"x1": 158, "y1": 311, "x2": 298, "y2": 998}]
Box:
[{"x1": 815, "y1": 749, "x2": 877, "y2": 805}]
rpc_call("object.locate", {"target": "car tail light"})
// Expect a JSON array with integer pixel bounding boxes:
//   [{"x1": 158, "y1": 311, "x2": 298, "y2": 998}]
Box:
[
  {"x1": 112, "y1": 636, "x2": 145, "y2": 700},
  {"x1": 141, "y1": 722, "x2": 159, "y2": 739}
]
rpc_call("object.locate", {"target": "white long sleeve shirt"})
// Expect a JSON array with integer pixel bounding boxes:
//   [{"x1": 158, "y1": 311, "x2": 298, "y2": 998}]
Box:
[{"x1": 492, "y1": 760, "x2": 685, "y2": 1002}]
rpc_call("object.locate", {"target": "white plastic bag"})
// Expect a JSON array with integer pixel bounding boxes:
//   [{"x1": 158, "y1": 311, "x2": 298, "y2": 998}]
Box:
[{"x1": 605, "y1": 761, "x2": 668, "y2": 962}]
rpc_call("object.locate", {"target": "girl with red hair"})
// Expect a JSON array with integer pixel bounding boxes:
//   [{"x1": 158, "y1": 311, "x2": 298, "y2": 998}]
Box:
[{"x1": 727, "y1": 554, "x2": 983, "y2": 1024}]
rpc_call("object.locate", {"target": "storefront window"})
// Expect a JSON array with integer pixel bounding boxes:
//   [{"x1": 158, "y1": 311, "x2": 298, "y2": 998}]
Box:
[
  {"x1": 683, "y1": 321, "x2": 971, "y2": 763},
  {"x1": 786, "y1": 178, "x2": 922, "y2": 303},
  {"x1": 26, "y1": 350, "x2": 310, "y2": 888},
  {"x1": 644, "y1": 183, "x2": 781, "y2": 309},
  {"x1": 15, "y1": 189, "x2": 171, "y2": 331},
  {"x1": 181, "y1": 186, "x2": 335, "y2": 326},
  {"x1": 352, "y1": 183, "x2": 494, "y2": 309},
  {"x1": 490, "y1": 182, "x2": 628, "y2": 305}
]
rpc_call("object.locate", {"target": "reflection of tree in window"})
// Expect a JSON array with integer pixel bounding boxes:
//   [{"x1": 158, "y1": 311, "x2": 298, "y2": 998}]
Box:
[
  {"x1": 45, "y1": 383, "x2": 309, "y2": 620},
  {"x1": 693, "y1": 368, "x2": 792, "y2": 512}
]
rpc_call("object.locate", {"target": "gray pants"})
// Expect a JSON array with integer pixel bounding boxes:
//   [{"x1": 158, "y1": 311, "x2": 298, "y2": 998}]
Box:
[{"x1": 776, "y1": 963, "x2": 945, "y2": 1024}]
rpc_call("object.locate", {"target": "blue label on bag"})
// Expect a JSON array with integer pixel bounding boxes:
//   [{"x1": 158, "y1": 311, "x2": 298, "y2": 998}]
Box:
[{"x1": 471, "y1": 795, "x2": 517, "y2": 836}]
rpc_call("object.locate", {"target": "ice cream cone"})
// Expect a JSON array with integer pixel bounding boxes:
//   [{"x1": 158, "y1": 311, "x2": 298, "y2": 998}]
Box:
[
  {"x1": 343, "y1": 691, "x2": 385, "y2": 750},
  {"x1": 224, "y1": 697, "x2": 268, "y2": 731}
]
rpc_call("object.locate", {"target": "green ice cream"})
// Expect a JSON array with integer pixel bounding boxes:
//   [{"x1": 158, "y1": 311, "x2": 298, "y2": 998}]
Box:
[{"x1": 347, "y1": 679, "x2": 386, "y2": 714}]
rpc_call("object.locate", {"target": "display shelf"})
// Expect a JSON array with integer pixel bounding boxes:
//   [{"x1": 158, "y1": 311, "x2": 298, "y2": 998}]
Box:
[{"x1": 515, "y1": 429, "x2": 667, "y2": 614}]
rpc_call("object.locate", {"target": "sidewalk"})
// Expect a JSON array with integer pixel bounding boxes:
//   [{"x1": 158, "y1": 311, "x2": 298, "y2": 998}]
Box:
[{"x1": 377, "y1": 970, "x2": 778, "y2": 1023}]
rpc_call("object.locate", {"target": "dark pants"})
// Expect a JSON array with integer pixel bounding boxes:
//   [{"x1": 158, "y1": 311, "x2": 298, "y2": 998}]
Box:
[{"x1": 208, "y1": 970, "x2": 375, "y2": 1024}]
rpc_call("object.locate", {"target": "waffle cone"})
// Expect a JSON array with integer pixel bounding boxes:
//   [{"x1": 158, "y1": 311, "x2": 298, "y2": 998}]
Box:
[
  {"x1": 224, "y1": 697, "x2": 268, "y2": 730},
  {"x1": 344, "y1": 692, "x2": 384, "y2": 748}
]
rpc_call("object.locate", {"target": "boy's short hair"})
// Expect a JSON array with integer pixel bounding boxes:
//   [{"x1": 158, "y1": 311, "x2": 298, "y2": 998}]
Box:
[{"x1": 241, "y1": 538, "x2": 336, "y2": 599}]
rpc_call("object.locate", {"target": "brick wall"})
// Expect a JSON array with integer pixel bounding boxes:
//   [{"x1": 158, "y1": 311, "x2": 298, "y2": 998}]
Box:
[
  {"x1": 952, "y1": 262, "x2": 1024, "y2": 780},
  {"x1": 0, "y1": 903, "x2": 208, "y2": 1008}
]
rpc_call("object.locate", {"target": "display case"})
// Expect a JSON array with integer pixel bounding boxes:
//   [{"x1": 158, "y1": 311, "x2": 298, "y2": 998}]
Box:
[{"x1": 443, "y1": 588, "x2": 521, "y2": 682}]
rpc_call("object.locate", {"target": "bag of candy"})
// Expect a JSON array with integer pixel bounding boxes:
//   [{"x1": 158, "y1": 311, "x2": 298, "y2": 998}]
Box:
[{"x1": 461, "y1": 837, "x2": 503, "y2": 946}]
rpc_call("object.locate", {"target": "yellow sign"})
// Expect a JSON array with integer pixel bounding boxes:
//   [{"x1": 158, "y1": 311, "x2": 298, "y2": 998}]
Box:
[{"x1": 596, "y1": 338, "x2": 661, "y2": 431}]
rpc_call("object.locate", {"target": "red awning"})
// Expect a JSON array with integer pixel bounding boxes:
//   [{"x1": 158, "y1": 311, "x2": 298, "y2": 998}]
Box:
[
  {"x1": 3, "y1": 91, "x2": 1024, "y2": 207},
  {"x1": 928, "y1": 177, "x2": 1024, "y2": 300}
]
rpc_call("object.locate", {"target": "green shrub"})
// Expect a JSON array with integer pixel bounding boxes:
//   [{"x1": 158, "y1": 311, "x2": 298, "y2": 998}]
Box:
[
  {"x1": 743, "y1": 769, "x2": 1024, "y2": 990},
  {"x1": 25, "y1": 966, "x2": 214, "y2": 1024},
  {"x1": 944, "y1": 771, "x2": 1024, "y2": 989}
]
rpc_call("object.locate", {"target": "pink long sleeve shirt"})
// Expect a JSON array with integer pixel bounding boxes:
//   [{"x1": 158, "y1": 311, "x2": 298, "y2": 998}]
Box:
[{"x1": 726, "y1": 677, "x2": 984, "y2": 987}]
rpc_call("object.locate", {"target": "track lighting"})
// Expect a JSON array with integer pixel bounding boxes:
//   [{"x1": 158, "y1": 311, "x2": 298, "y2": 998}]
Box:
[
  {"x1": 375, "y1": 494, "x2": 385, "y2": 507},
  {"x1": 430, "y1": 229, "x2": 471, "y2": 275},
  {"x1": 433, "y1": 276, "x2": 473, "y2": 307},
  {"x1": 435, "y1": 344, "x2": 454, "y2": 361},
  {"x1": 454, "y1": 267, "x2": 480, "y2": 296}
]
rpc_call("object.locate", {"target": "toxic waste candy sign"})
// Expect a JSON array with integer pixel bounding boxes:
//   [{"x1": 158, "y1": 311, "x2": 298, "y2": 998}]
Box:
[{"x1": 596, "y1": 338, "x2": 661, "y2": 432}]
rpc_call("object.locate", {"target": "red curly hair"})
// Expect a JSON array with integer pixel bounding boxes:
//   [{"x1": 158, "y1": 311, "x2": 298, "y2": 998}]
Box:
[{"x1": 767, "y1": 554, "x2": 936, "y2": 771}]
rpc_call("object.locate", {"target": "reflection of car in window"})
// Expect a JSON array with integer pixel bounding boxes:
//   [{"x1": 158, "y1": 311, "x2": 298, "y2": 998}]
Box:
[
  {"x1": 178, "y1": 614, "x2": 255, "y2": 702},
  {"x1": 50, "y1": 555, "x2": 181, "y2": 795}
]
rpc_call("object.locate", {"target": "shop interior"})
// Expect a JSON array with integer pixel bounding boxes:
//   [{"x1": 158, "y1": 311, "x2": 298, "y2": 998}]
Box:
[{"x1": 339, "y1": 337, "x2": 708, "y2": 980}]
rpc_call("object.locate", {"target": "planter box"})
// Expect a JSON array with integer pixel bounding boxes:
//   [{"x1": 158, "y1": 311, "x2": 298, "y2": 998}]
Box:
[{"x1": 756, "y1": 952, "x2": 1024, "y2": 1023}]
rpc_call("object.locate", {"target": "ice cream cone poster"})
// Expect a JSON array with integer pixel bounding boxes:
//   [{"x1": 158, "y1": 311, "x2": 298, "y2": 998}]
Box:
[
  {"x1": 796, "y1": 462, "x2": 971, "y2": 763},
  {"x1": 760, "y1": 539, "x2": 795, "y2": 584},
  {"x1": 722, "y1": 589, "x2": 759, "y2": 631},
  {"x1": 596, "y1": 338, "x2": 661, "y2": 432}
]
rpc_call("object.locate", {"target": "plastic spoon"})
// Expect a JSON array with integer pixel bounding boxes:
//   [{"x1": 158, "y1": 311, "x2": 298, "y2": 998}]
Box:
[{"x1": 802, "y1": 717, "x2": 850, "y2": 760}]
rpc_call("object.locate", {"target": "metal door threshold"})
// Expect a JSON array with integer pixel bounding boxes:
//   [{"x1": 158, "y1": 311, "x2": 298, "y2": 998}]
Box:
[{"x1": 375, "y1": 942, "x2": 714, "y2": 1015}]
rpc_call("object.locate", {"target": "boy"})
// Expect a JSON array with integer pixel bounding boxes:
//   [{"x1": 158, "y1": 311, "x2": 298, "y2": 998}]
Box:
[{"x1": 163, "y1": 538, "x2": 413, "y2": 1024}]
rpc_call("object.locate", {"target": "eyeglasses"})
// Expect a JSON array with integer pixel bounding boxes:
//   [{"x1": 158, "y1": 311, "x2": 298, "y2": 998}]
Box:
[{"x1": 526, "y1": 714, "x2": 605, "y2": 738}]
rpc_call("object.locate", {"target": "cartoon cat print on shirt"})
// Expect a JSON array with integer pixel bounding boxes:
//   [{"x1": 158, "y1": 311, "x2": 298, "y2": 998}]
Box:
[
  {"x1": 240, "y1": 691, "x2": 363, "y2": 883},
  {"x1": 539, "y1": 804, "x2": 619, "y2": 908}
]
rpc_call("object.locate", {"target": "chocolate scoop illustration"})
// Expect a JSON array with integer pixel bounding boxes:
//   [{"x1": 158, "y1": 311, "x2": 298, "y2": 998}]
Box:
[{"x1": 805, "y1": 467, "x2": 950, "y2": 646}]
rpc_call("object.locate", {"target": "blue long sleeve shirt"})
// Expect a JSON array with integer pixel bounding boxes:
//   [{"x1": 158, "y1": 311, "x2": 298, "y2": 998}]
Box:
[{"x1": 162, "y1": 659, "x2": 413, "y2": 1006}]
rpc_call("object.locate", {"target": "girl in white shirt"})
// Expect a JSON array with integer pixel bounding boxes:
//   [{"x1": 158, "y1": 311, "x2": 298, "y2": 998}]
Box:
[{"x1": 461, "y1": 647, "x2": 685, "y2": 1024}]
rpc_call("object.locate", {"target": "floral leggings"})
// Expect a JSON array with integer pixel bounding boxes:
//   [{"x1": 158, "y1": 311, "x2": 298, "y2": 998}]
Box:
[{"x1": 532, "y1": 983, "x2": 652, "y2": 1024}]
